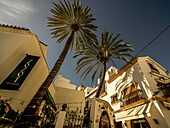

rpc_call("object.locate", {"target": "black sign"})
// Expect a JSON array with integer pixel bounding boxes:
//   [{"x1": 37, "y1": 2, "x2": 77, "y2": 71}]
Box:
[{"x1": 0, "y1": 54, "x2": 39, "y2": 90}]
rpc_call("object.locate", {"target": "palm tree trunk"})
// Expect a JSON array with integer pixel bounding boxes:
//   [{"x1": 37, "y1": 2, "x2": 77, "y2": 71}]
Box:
[
  {"x1": 95, "y1": 62, "x2": 106, "y2": 98},
  {"x1": 15, "y1": 31, "x2": 75, "y2": 127}
]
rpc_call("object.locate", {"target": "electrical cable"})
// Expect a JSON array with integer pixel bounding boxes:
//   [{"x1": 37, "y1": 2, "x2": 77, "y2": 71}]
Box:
[{"x1": 135, "y1": 25, "x2": 170, "y2": 57}]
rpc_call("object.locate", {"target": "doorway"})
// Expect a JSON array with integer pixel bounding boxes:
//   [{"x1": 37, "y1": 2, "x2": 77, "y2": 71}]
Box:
[{"x1": 99, "y1": 111, "x2": 111, "y2": 128}]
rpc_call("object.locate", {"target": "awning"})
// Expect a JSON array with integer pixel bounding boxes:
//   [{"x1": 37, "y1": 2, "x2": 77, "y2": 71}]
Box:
[
  {"x1": 163, "y1": 101, "x2": 170, "y2": 107},
  {"x1": 115, "y1": 102, "x2": 152, "y2": 122},
  {"x1": 46, "y1": 90, "x2": 57, "y2": 111}
]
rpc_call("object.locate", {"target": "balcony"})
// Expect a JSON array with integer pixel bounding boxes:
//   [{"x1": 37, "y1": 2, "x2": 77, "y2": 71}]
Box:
[{"x1": 121, "y1": 89, "x2": 146, "y2": 107}]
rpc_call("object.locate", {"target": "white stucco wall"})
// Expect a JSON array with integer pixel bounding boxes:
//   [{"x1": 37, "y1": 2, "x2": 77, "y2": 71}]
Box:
[
  {"x1": 55, "y1": 86, "x2": 85, "y2": 115},
  {"x1": 96, "y1": 56, "x2": 170, "y2": 127},
  {"x1": 55, "y1": 75, "x2": 76, "y2": 90},
  {"x1": 101, "y1": 61, "x2": 150, "y2": 111},
  {"x1": 138, "y1": 57, "x2": 168, "y2": 98},
  {"x1": 0, "y1": 26, "x2": 55, "y2": 112},
  {"x1": 90, "y1": 98, "x2": 115, "y2": 128},
  {"x1": 145, "y1": 101, "x2": 169, "y2": 128},
  {"x1": 84, "y1": 87, "x2": 94, "y2": 97},
  {"x1": 101, "y1": 57, "x2": 168, "y2": 110}
]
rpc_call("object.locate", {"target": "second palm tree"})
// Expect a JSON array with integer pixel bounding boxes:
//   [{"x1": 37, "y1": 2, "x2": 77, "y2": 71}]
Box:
[{"x1": 74, "y1": 31, "x2": 134, "y2": 98}]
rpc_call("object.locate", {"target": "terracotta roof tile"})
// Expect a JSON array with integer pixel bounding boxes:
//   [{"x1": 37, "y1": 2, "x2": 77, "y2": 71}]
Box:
[{"x1": 0, "y1": 23, "x2": 29, "y2": 31}]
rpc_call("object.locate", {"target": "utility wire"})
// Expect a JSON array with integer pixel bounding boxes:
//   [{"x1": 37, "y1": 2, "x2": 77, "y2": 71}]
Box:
[{"x1": 135, "y1": 25, "x2": 170, "y2": 57}]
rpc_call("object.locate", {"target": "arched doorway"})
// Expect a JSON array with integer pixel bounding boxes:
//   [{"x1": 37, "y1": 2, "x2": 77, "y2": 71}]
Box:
[{"x1": 99, "y1": 111, "x2": 111, "y2": 128}]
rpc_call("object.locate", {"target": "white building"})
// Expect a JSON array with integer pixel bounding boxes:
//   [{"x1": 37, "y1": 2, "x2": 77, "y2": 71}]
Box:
[
  {"x1": 86, "y1": 56, "x2": 170, "y2": 128},
  {"x1": 54, "y1": 75, "x2": 86, "y2": 127},
  {"x1": 0, "y1": 24, "x2": 56, "y2": 127}
]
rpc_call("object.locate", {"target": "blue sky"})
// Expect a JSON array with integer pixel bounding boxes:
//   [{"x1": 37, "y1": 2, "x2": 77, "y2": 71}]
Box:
[{"x1": 0, "y1": 0, "x2": 170, "y2": 87}]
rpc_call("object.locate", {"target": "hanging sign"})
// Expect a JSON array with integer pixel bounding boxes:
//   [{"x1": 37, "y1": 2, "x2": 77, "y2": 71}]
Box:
[{"x1": 0, "y1": 54, "x2": 39, "y2": 90}]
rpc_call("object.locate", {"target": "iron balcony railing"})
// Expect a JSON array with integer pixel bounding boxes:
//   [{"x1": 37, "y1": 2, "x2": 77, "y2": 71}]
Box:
[{"x1": 121, "y1": 89, "x2": 146, "y2": 107}]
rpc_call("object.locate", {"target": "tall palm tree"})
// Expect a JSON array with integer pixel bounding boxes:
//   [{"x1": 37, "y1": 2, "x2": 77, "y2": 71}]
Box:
[
  {"x1": 16, "y1": 0, "x2": 97, "y2": 127},
  {"x1": 74, "y1": 31, "x2": 134, "y2": 98}
]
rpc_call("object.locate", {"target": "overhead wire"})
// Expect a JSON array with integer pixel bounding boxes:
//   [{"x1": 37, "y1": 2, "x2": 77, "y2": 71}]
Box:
[{"x1": 135, "y1": 24, "x2": 170, "y2": 57}]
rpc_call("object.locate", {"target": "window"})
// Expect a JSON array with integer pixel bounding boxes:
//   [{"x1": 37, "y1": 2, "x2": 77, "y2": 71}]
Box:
[
  {"x1": 121, "y1": 82, "x2": 145, "y2": 106},
  {"x1": 146, "y1": 61, "x2": 159, "y2": 73},
  {"x1": 111, "y1": 94, "x2": 118, "y2": 104},
  {"x1": 131, "y1": 118, "x2": 151, "y2": 128}
]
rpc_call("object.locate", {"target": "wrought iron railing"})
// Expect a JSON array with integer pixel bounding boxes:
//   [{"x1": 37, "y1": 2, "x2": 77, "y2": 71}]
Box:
[
  {"x1": 15, "y1": 104, "x2": 56, "y2": 127},
  {"x1": 54, "y1": 107, "x2": 91, "y2": 128},
  {"x1": 63, "y1": 112, "x2": 84, "y2": 127},
  {"x1": 121, "y1": 89, "x2": 146, "y2": 107},
  {"x1": 0, "y1": 102, "x2": 92, "y2": 128}
]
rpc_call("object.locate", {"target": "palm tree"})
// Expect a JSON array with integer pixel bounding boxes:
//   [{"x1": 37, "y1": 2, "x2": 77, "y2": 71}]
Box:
[
  {"x1": 16, "y1": 0, "x2": 97, "y2": 127},
  {"x1": 74, "y1": 31, "x2": 134, "y2": 98}
]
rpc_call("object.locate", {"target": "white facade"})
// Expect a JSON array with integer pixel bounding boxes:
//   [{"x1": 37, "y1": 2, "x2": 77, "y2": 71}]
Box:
[
  {"x1": 54, "y1": 75, "x2": 86, "y2": 127},
  {"x1": 90, "y1": 98, "x2": 115, "y2": 128},
  {"x1": 84, "y1": 87, "x2": 95, "y2": 97},
  {"x1": 55, "y1": 74, "x2": 76, "y2": 90},
  {"x1": 54, "y1": 75, "x2": 85, "y2": 112},
  {"x1": 106, "y1": 56, "x2": 170, "y2": 127},
  {"x1": 86, "y1": 56, "x2": 170, "y2": 128},
  {"x1": 0, "y1": 24, "x2": 55, "y2": 112}
]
